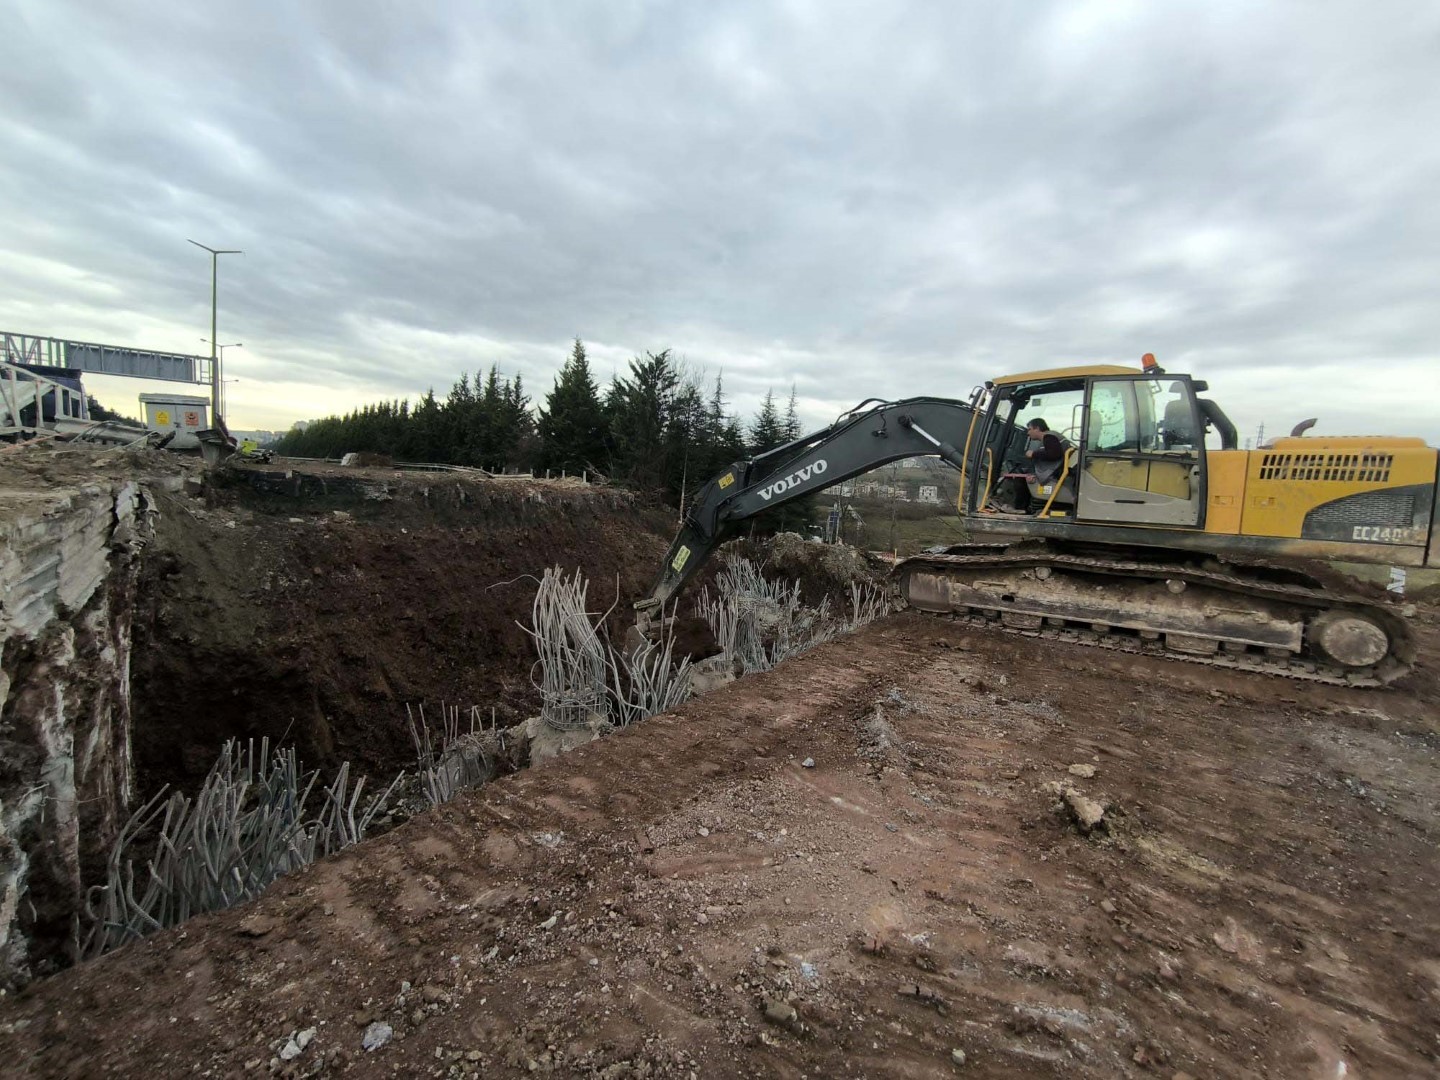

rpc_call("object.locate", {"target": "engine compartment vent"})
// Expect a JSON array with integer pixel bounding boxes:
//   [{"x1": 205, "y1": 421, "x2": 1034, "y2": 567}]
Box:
[{"x1": 1257, "y1": 452, "x2": 1392, "y2": 483}]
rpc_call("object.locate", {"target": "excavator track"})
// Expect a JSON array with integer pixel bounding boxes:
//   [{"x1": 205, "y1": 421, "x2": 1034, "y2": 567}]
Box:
[{"x1": 896, "y1": 548, "x2": 1415, "y2": 687}]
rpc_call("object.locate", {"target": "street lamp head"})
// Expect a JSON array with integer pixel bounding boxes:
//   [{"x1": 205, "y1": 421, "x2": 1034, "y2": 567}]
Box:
[{"x1": 187, "y1": 239, "x2": 243, "y2": 255}]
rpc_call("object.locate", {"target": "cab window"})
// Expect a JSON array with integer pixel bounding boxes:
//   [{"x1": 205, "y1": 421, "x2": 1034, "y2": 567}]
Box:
[
  {"x1": 1086, "y1": 381, "x2": 1139, "y2": 452},
  {"x1": 1087, "y1": 378, "x2": 1197, "y2": 455},
  {"x1": 1150, "y1": 380, "x2": 1198, "y2": 450},
  {"x1": 1013, "y1": 388, "x2": 1085, "y2": 445}
]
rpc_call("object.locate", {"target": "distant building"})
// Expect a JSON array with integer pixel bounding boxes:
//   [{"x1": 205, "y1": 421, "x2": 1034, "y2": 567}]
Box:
[
  {"x1": 872, "y1": 483, "x2": 908, "y2": 501},
  {"x1": 826, "y1": 478, "x2": 916, "y2": 500},
  {"x1": 918, "y1": 485, "x2": 940, "y2": 504}
]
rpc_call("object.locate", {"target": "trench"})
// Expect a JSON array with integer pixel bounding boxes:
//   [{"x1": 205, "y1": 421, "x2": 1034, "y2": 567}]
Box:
[
  {"x1": 128, "y1": 468, "x2": 683, "y2": 795},
  {"x1": 0, "y1": 462, "x2": 686, "y2": 986}
]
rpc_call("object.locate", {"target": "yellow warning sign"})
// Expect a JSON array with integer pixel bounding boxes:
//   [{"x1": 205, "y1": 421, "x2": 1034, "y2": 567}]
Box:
[
  {"x1": 671, "y1": 545, "x2": 691, "y2": 573},
  {"x1": 155, "y1": 410, "x2": 170, "y2": 426},
  {"x1": 718, "y1": 472, "x2": 735, "y2": 489}
]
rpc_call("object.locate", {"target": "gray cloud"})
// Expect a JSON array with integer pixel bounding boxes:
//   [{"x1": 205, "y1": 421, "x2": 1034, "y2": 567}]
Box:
[{"x1": 2, "y1": 0, "x2": 1437, "y2": 444}]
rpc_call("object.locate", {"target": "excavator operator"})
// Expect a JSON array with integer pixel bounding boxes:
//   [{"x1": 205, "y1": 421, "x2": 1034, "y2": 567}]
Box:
[
  {"x1": 992, "y1": 418, "x2": 1067, "y2": 514},
  {"x1": 1023, "y1": 419, "x2": 1066, "y2": 483}
]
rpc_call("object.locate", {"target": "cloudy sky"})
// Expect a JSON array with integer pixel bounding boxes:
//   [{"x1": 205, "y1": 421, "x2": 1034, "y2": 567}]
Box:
[{"x1": 2, "y1": 0, "x2": 1437, "y2": 444}]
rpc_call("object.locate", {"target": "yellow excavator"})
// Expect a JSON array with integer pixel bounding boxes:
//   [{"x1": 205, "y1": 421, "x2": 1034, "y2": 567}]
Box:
[{"x1": 636, "y1": 355, "x2": 1436, "y2": 686}]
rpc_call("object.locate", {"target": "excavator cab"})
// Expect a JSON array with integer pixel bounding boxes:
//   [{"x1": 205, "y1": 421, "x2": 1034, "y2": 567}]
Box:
[
  {"x1": 1077, "y1": 375, "x2": 1205, "y2": 526},
  {"x1": 966, "y1": 364, "x2": 1211, "y2": 529}
]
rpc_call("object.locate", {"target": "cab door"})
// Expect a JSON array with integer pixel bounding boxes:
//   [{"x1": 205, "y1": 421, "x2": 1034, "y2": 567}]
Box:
[{"x1": 1076, "y1": 376, "x2": 1205, "y2": 527}]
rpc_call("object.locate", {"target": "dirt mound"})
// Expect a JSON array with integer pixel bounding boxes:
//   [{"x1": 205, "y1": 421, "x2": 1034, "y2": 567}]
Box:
[
  {"x1": 130, "y1": 464, "x2": 675, "y2": 795},
  {"x1": 734, "y1": 531, "x2": 884, "y2": 606}
]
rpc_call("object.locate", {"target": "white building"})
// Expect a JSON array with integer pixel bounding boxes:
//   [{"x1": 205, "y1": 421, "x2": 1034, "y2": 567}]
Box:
[{"x1": 918, "y1": 485, "x2": 940, "y2": 504}]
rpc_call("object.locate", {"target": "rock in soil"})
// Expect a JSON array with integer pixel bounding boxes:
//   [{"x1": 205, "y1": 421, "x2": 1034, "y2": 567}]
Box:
[
  {"x1": 361, "y1": 1022, "x2": 393, "y2": 1052},
  {"x1": 1063, "y1": 786, "x2": 1109, "y2": 832}
]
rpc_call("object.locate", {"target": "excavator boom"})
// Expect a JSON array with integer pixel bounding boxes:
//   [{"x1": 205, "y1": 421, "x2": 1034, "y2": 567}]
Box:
[{"x1": 636, "y1": 396, "x2": 976, "y2": 627}]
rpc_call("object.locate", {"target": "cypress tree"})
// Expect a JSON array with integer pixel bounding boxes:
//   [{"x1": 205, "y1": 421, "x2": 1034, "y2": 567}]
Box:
[
  {"x1": 783, "y1": 383, "x2": 802, "y2": 442},
  {"x1": 607, "y1": 349, "x2": 680, "y2": 494},
  {"x1": 749, "y1": 389, "x2": 785, "y2": 454},
  {"x1": 538, "y1": 339, "x2": 607, "y2": 474}
]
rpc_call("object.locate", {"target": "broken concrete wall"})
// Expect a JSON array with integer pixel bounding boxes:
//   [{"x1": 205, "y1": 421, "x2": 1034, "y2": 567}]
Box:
[{"x1": 0, "y1": 479, "x2": 161, "y2": 986}]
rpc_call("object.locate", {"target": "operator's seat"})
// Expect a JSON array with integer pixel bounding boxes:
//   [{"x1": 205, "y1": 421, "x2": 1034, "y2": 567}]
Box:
[
  {"x1": 1163, "y1": 387, "x2": 1197, "y2": 448},
  {"x1": 1025, "y1": 446, "x2": 1078, "y2": 515}
]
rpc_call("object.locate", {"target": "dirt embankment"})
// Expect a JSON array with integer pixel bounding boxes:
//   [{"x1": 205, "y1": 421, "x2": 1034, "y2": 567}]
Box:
[
  {"x1": 5, "y1": 601, "x2": 1436, "y2": 1078},
  {"x1": 130, "y1": 464, "x2": 679, "y2": 795}
]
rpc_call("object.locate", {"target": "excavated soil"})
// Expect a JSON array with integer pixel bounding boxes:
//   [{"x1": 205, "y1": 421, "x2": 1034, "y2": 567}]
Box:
[
  {"x1": 129, "y1": 464, "x2": 679, "y2": 794},
  {"x1": 4, "y1": 599, "x2": 1436, "y2": 1078}
]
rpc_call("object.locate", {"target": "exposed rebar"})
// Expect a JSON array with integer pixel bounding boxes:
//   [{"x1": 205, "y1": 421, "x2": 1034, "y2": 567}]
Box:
[
  {"x1": 407, "y1": 703, "x2": 494, "y2": 806},
  {"x1": 697, "y1": 556, "x2": 892, "y2": 675},
  {"x1": 520, "y1": 567, "x2": 614, "y2": 731},
  {"x1": 82, "y1": 738, "x2": 399, "y2": 958}
]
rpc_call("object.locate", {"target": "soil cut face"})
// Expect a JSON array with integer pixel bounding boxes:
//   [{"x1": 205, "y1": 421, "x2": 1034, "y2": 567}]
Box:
[
  {"x1": 5, "y1": 601, "x2": 1436, "y2": 1078},
  {"x1": 130, "y1": 464, "x2": 677, "y2": 794}
]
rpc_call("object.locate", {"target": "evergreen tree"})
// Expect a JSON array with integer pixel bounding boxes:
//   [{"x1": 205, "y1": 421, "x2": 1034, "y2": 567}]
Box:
[
  {"x1": 271, "y1": 344, "x2": 803, "y2": 498},
  {"x1": 606, "y1": 349, "x2": 680, "y2": 494},
  {"x1": 443, "y1": 372, "x2": 476, "y2": 464},
  {"x1": 497, "y1": 373, "x2": 537, "y2": 472},
  {"x1": 782, "y1": 383, "x2": 802, "y2": 442},
  {"x1": 699, "y1": 374, "x2": 747, "y2": 478},
  {"x1": 749, "y1": 389, "x2": 785, "y2": 454},
  {"x1": 409, "y1": 389, "x2": 443, "y2": 461},
  {"x1": 87, "y1": 397, "x2": 140, "y2": 424},
  {"x1": 472, "y1": 366, "x2": 505, "y2": 467},
  {"x1": 537, "y1": 339, "x2": 607, "y2": 475},
  {"x1": 664, "y1": 379, "x2": 708, "y2": 506}
]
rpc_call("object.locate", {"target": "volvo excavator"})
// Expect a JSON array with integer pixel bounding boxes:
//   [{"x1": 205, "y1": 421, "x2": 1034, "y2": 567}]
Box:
[{"x1": 635, "y1": 355, "x2": 1438, "y2": 686}]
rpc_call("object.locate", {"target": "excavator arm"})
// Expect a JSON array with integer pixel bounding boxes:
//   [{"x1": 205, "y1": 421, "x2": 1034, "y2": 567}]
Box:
[{"x1": 634, "y1": 396, "x2": 977, "y2": 632}]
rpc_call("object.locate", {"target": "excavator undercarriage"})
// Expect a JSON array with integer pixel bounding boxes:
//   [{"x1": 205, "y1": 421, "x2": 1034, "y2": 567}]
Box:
[{"x1": 897, "y1": 543, "x2": 1413, "y2": 686}]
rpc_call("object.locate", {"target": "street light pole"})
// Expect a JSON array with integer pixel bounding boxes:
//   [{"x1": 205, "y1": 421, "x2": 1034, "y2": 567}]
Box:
[
  {"x1": 202, "y1": 340, "x2": 243, "y2": 417},
  {"x1": 188, "y1": 239, "x2": 242, "y2": 422}
]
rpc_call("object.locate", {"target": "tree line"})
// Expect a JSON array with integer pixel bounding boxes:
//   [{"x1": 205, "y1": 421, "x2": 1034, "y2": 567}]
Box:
[{"x1": 273, "y1": 341, "x2": 809, "y2": 512}]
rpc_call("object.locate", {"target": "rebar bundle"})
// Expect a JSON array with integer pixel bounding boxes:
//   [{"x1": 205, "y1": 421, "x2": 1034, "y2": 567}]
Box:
[
  {"x1": 407, "y1": 703, "x2": 495, "y2": 806},
  {"x1": 846, "y1": 580, "x2": 895, "y2": 630},
  {"x1": 521, "y1": 566, "x2": 695, "y2": 731},
  {"x1": 697, "y1": 556, "x2": 825, "y2": 673},
  {"x1": 82, "y1": 738, "x2": 399, "y2": 958},
  {"x1": 697, "y1": 556, "x2": 893, "y2": 674},
  {"x1": 521, "y1": 567, "x2": 614, "y2": 731},
  {"x1": 609, "y1": 626, "x2": 695, "y2": 727}
]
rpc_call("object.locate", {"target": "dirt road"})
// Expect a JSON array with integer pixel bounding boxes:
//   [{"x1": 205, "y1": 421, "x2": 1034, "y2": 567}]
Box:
[{"x1": 3, "y1": 609, "x2": 1437, "y2": 1078}]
